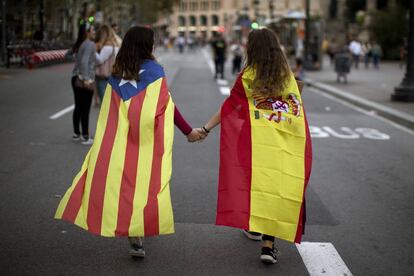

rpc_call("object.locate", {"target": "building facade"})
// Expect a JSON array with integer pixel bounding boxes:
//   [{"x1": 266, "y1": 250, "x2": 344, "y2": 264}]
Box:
[{"x1": 156, "y1": 0, "x2": 323, "y2": 41}]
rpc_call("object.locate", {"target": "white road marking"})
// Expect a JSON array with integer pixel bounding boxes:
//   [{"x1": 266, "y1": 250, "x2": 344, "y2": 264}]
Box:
[
  {"x1": 202, "y1": 48, "x2": 215, "y2": 75},
  {"x1": 296, "y1": 242, "x2": 353, "y2": 276},
  {"x1": 49, "y1": 105, "x2": 74, "y2": 120},
  {"x1": 308, "y1": 87, "x2": 414, "y2": 136},
  {"x1": 219, "y1": 87, "x2": 230, "y2": 96}
]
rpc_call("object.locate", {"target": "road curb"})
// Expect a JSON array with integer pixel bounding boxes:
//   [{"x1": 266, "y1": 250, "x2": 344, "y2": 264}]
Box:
[{"x1": 305, "y1": 79, "x2": 414, "y2": 130}]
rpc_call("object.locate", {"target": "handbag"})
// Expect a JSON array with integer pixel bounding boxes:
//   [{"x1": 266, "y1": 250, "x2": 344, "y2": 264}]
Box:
[
  {"x1": 74, "y1": 76, "x2": 95, "y2": 91},
  {"x1": 96, "y1": 46, "x2": 116, "y2": 79}
]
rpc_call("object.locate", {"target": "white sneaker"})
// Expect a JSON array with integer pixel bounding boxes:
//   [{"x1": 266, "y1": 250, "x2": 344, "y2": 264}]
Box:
[
  {"x1": 81, "y1": 137, "x2": 93, "y2": 145},
  {"x1": 242, "y1": 229, "x2": 263, "y2": 241}
]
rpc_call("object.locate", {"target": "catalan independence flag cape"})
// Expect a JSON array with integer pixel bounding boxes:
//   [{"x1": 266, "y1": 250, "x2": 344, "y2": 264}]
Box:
[
  {"x1": 216, "y1": 68, "x2": 312, "y2": 243},
  {"x1": 55, "y1": 60, "x2": 175, "y2": 237}
]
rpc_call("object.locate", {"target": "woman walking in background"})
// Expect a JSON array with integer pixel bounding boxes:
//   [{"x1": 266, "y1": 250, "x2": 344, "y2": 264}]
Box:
[
  {"x1": 70, "y1": 23, "x2": 96, "y2": 145},
  {"x1": 95, "y1": 25, "x2": 121, "y2": 104}
]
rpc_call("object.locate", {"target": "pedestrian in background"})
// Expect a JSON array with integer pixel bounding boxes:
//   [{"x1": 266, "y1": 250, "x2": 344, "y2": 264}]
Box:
[
  {"x1": 400, "y1": 39, "x2": 408, "y2": 69},
  {"x1": 211, "y1": 33, "x2": 227, "y2": 79},
  {"x1": 230, "y1": 40, "x2": 243, "y2": 75},
  {"x1": 362, "y1": 42, "x2": 372, "y2": 69},
  {"x1": 349, "y1": 38, "x2": 362, "y2": 69},
  {"x1": 70, "y1": 23, "x2": 96, "y2": 145},
  {"x1": 177, "y1": 35, "x2": 185, "y2": 53},
  {"x1": 371, "y1": 42, "x2": 383, "y2": 69},
  {"x1": 111, "y1": 23, "x2": 123, "y2": 45},
  {"x1": 55, "y1": 26, "x2": 206, "y2": 260},
  {"x1": 294, "y1": 58, "x2": 305, "y2": 81},
  {"x1": 201, "y1": 28, "x2": 312, "y2": 265},
  {"x1": 95, "y1": 25, "x2": 121, "y2": 104}
]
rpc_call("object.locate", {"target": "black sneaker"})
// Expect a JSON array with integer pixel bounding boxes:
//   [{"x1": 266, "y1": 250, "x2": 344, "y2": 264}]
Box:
[
  {"x1": 242, "y1": 229, "x2": 262, "y2": 241},
  {"x1": 72, "y1": 133, "x2": 81, "y2": 142},
  {"x1": 128, "y1": 237, "x2": 145, "y2": 258},
  {"x1": 260, "y1": 246, "x2": 278, "y2": 264}
]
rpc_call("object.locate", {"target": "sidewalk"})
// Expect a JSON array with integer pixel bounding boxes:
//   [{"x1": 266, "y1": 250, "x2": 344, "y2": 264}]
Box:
[{"x1": 305, "y1": 57, "x2": 414, "y2": 129}]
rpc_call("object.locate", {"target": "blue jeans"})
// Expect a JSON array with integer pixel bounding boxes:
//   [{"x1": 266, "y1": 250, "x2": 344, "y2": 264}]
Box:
[{"x1": 96, "y1": 77, "x2": 109, "y2": 104}]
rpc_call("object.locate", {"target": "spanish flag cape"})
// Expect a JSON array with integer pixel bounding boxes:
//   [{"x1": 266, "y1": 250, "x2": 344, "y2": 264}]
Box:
[
  {"x1": 216, "y1": 68, "x2": 312, "y2": 243},
  {"x1": 55, "y1": 60, "x2": 175, "y2": 237}
]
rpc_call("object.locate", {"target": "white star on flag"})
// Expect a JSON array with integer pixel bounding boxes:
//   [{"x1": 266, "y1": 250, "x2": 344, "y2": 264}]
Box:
[
  {"x1": 119, "y1": 69, "x2": 145, "y2": 89},
  {"x1": 119, "y1": 79, "x2": 137, "y2": 88}
]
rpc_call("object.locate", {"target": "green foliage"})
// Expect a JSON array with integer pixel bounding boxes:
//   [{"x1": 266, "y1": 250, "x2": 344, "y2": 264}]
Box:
[
  {"x1": 370, "y1": 3, "x2": 408, "y2": 59},
  {"x1": 129, "y1": 0, "x2": 179, "y2": 24},
  {"x1": 345, "y1": 0, "x2": 366, "y2": 23}
]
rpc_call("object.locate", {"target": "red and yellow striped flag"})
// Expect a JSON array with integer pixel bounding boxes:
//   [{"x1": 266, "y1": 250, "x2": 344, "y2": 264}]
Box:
[
  {"x1": 55, "y1": 60, "x2": 175, "y2": 237},
  {"x1": 216, "y1": 68, "x2": 312, "y2": 243}
]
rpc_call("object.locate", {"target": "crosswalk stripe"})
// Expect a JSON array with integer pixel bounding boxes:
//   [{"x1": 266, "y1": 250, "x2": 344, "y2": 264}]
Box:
[{"x1": 296, "y1": 242, "x2": 353, "y2": 276}]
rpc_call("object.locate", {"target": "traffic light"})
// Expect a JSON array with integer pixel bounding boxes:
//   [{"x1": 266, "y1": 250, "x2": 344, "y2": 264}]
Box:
[
  {"x1": 251, "y1": 22, "x2": 259, "y2": 29},
  {"x1": 88, "y1": 16, "x2": 94, "y2": 23}
]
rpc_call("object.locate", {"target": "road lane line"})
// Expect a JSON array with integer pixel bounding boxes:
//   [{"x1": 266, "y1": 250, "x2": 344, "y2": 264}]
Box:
[
  {"x1": 49, "y1": 105, "x2": 74, "y2": 120},
  {"x1": 202, "y1": 48, "x2": 216, "y2": 75},
  {"x1": 296, "y1": 242, "x2": 353, "y2": 276},
  {"x1": 309, "y1": 87, "x2": 414, "y2": 136}
]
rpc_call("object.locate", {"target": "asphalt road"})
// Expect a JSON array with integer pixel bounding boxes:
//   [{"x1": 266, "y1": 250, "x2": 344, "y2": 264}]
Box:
[{"x1": 0, "y1": 48, "x2": 413, "y2": 275}]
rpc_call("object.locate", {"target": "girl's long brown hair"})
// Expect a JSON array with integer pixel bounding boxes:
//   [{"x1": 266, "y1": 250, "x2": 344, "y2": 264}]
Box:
[
  {"x1": 112, "y1": 26, "x2": 155, "y2": 80},
  {"x1": 245, "y1": 28, "x2": 291, "y2": 96}
]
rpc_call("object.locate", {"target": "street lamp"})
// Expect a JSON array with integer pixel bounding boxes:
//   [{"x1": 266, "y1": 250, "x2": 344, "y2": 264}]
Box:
[
  {"x1": 392, "y1": 1, "x2": 414, "y2": 101},
  {"x1": 304, "y1": 0, "x2": 311, "y2": 69},
  {"x1": 1, "y1": 0, "x2": 6, "y2": 66}
]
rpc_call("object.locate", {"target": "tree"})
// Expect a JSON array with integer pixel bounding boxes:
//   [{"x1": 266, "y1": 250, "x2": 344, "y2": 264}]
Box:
[{"x1": 370, "y1": 1, "x2": 408, "y2": 59}]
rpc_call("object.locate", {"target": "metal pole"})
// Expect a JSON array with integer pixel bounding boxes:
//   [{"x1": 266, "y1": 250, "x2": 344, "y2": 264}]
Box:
[
  {"x1": 304, "y1": 0, "x2": 311, "y2": 68},
  {"x1": 392, "y1": 0, "x2": 414, "y2": 102},
  {"x1": 1, "y1": 0, "x2": 6, "y2": 66}
]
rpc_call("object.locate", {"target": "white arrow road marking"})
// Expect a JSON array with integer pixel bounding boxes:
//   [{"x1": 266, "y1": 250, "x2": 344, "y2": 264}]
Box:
[
  {"x1": 49, "y1": 105, "x2": 74, "y2": 120},
  {"x1": 296, "y1": 242, "x2": 353, "y2": 276}
]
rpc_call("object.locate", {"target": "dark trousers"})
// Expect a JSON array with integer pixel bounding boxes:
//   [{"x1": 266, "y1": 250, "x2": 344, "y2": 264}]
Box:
[
  {"x1": 215, "y1": 57, "x2": 225, "y2": 79},
  {"x1": 71, "y1": 76, "x2": 93, "y2": 137},
  {"x1": 232, "y1": 56, "x2": 242, "y2": 74},
  {"x1": 352, "y1": 54, "x2": 360, "y2": 69}
]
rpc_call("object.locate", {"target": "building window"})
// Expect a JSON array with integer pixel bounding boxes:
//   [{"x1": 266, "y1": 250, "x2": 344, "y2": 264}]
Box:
[
  {"x1": 178, "y1": 16, "x2": 186, "y2": 26},
  {"x1": 200, "y1": 15, "x2": 208, "y2": 26},
  {"x1": 211, "y1": 14, "x2": 219, "y2": 26},
  {"x1": 201, "y1": 0, "x2": 209, "y2": 10},
  {"x1": 189, "y1": 0, "x2": 198, "y2": 11},
  {"x1": 275, "y1": 0, "x2": 286, "y2": 9},
  {"x1": 211, "y1": 0, "x2": 221, "y2": 10},
  {"x1": 189, "y1": 15, "x2": 197, "y2": 26},
  {"x1": 179, "y1": 0, "x2": 188, "y2": 12}
]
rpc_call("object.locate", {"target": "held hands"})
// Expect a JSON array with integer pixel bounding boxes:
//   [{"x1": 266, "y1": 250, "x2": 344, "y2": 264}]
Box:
[{"x1": 187, "y1": 127, "x2": 209, "y2": 143}]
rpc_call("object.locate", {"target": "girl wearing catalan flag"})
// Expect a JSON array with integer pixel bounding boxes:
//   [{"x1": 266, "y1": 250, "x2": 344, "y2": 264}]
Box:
[
  {"x1": 55, "y1": 26, "x2": 205, "y2": 258},
  {"x1": 202, "y1": 28, "x2": 312, "y2": 264}
]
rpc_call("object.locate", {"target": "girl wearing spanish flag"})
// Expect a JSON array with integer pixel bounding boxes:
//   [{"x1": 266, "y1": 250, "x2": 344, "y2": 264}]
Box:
[
  {"x1": 55, "y1": 26, "x2": 205, "y2": 258},
  {"x1": 202, "y1": 28, "x2": 312, "y2": 264}
]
